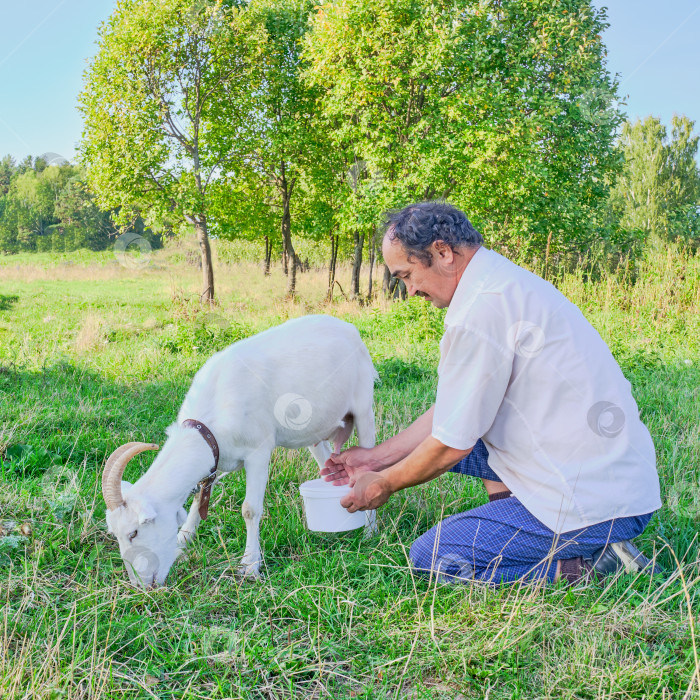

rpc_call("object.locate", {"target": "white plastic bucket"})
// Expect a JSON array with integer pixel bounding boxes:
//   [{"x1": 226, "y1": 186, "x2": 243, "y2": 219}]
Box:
[{"x1": 299, "y1": 478, "x2": 376, "y2": 533}]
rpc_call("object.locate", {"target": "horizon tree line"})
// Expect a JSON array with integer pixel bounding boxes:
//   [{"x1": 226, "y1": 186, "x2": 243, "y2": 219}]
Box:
[{"x1": 1, "y1": 0, "x2": 698, "y2": 304}]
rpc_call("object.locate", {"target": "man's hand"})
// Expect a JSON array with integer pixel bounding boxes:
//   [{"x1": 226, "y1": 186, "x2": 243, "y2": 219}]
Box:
[
  {"x1": 340, "y1": 472, "x2": 393, "y2": 512},
  {"x1": 320, "y1": 446, "x2": 387, "y2": 486}
]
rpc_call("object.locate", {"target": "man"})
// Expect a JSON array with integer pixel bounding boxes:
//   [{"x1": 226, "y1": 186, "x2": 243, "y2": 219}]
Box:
[{"x1": 322, "y1": 201, "x2": 661, "y2": 586}]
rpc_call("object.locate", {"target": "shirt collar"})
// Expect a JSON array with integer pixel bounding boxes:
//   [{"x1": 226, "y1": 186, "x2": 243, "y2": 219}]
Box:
[{"x1": 444, "y1": 246, "x2": 496, "y2": 326}]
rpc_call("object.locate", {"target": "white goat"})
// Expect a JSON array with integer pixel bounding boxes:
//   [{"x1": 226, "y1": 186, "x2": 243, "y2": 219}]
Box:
[{"x1": 102, "y1": 315, "x2": 377, "y2": 587}]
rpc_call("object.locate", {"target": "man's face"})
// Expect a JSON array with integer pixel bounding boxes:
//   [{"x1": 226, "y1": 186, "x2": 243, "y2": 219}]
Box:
[{"x1": 382, "y1": 236, "x2": 461, "y2": 308}]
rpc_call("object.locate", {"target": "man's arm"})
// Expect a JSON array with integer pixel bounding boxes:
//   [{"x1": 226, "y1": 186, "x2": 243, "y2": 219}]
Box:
[
  {"x1": 369, "y1": 405, "x2": 436, "y2": 466},
  {"x1": 340, "y1": 435, "x2": 472, "y2": 512},
  {"x1": 321, "y1": 405, "x2": 436, "y2": 484}
]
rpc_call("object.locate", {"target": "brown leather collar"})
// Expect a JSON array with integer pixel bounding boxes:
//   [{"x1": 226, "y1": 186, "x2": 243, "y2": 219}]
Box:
[{"x1": 182, "y1": 419, "x2": 219, "y2": 520}]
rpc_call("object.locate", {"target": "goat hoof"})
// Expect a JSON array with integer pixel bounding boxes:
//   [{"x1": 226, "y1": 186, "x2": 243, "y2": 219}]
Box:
[{"x1": 235, "y1": 564, "x2": 263, "y2": 581}]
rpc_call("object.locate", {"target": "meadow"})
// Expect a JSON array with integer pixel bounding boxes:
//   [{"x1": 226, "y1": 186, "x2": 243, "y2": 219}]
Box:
[{"x1": 0, "y1": 239, "x2": 699, "y2": 699}]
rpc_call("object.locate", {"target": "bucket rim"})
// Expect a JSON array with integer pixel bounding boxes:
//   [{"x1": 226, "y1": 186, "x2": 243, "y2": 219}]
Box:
[{"x1": 299, "y1": 477, "x2": 351, "y2": 497}]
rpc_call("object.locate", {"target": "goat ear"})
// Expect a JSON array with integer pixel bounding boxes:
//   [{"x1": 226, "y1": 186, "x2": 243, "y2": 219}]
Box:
[
  {"x1": 132, "y1": 497, "x2": 157, "y2": 525},
  {"x1": 105, "y1": 509, "x2": 115, "y2": 534}
]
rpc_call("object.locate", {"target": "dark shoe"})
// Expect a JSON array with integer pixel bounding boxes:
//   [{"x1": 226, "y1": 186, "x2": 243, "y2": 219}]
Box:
[
  {"x1": 559, "y1": 555, "x2": 598, "y2": 585},
  {"x1": 586, "y1": 540, "x2": 661, "y2": 576}
]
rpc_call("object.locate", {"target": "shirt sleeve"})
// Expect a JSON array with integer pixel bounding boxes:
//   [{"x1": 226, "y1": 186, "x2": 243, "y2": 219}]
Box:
[{"x1": 432, "y1": 323, "x2": 515, "y2": 450}]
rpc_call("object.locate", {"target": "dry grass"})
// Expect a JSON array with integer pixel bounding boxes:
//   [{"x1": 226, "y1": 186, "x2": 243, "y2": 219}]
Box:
[
  {"x1": 0, "y1": 241, "x2": 698, "y2": 698},
  {"x1": 74, "y1": 314, "x2": 108, "y2": 354}
]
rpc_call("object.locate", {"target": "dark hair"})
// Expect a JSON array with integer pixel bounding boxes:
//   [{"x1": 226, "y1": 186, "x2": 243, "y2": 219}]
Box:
[{"x1": 384, "y1": 201, "x2": 483, "y2": 266}]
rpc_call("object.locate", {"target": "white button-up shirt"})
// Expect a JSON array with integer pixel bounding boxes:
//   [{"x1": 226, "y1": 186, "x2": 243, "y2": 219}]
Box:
[{"x1": 432, "y1": 246, "x2": 661, "y2": 533}]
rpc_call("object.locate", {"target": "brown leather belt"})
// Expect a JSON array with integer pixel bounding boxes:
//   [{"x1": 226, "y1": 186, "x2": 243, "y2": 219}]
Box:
[{"x1": 182, "y1": 419, "x2": 220, "y2": 519}]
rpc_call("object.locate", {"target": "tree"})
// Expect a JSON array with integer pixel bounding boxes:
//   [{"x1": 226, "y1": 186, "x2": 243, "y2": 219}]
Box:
[
  {"x1": 610, "y1": 115, "x2": 700, "y2": 248},
  {"x1": 54, "y1": 175, "x2": 117, "y2": 250},
  {"x1": 6, "y1": 170, "x2": 54, "y2": 247},
  {"x1": 0, "y1": 157, "x2": 144, "y2": 253},
  {"x1": 78, "y1": 0, "x2": 259, "y2": 302},
  {"x1": 239, "y1": 0, "x2": 327, "y2": 296},
  {"x1": 304, "y1": 0, "x2": 623, "y2": 264},
  {"x1": 0, "y1": 156, "x2": 17, "y2": 253},
  {"x1": 0, "y1": 155, "x2": 15, "y2": 196}
]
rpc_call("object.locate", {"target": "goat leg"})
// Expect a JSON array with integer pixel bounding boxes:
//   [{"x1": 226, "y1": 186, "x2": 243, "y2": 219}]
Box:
[
  {"x1": 237, "y1": 451, "x2": 271, "y2": 580},
  {"x1": 176, "y1": 494, "x2": 203, "y2": 557},
  {"x1": 176, "y1": 473, "x2": 227, "y2": 557}
]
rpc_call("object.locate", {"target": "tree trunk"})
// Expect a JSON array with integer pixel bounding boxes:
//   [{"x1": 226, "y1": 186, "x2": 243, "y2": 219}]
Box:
[
  {"x1": 351, "y1": 230, "x2": 364, "y2": 299},
  {"x1": 382, "y1": 264, "x2": 392, "y2": 295},
  {"x1": 282, "y1": 197, "x2": 296, "y2": 296},
  {"x1": 382, "y1": 264, "x2": 406, "y2": 300},
  {"x1": 367, "y1": 229, "x2": 376, "y2": 300},
  {"x1": 264, "y1": 235, "x2": 272, "y2": 276},
  {"x1": 391, "y1": 277, "x2": 407, "y2": 300},
  {"x1": 194, "y1": 217, "x2": 214, "y2": 303},
  {"x1": 327, "y1": 232, "x2": 339, "y2": 301}
]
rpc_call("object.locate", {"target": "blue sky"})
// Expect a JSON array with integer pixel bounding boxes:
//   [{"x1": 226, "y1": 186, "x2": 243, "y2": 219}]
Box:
[{"x1": 0, "y1": 0, "x2": 698, "y2": 163}]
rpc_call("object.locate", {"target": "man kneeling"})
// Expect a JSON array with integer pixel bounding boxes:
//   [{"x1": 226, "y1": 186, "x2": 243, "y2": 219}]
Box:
[{"x1": 322, "y1": 202, "x2": 661, "y2": 587}]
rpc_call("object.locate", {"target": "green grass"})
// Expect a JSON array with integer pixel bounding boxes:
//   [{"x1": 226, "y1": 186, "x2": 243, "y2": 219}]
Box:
[{"x1": 0, "y1": 242, "x2": 699, "y2": 699}]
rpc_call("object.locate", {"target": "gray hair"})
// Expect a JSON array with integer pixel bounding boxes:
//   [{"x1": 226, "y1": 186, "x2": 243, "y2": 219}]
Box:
[{"x1": 384, "y1": 201, "x2": 483, "y2": 266}]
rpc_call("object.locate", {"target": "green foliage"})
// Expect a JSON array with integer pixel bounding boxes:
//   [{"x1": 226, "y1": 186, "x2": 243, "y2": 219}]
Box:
[
  {"x1": 610, "y1": 115, "x2": 700, "y2": 250},
  {"x1": 78, "y1": 0, "x2": 266, "y2": 299},
  {"x1": 0, "y1": 444, "x2": 62, "y2": 480},
  {"x1": 374, "y1": 357, "x2": 429, "y2": 387},
  {"x1": 78, "y1": 0, "x2": 262, "y2": 226},
  {"x1": 215, "y1": 0, "x2": 338, "y2": 293},
  {"x1": 0, "y1": 157, "x2": 121, "y2": 254},
  {"x1": 54, "y1": 0, "x2": 698, "y2": 286},
  {"x1": 160, "y1": 317, "x2": 253, "y2": 355},
  {"x1": 304, "y1": 0, "x2": 623, "y2": 259},
  {"x1": 356, "y1": 297, "x2": 446, "y2": 344}
]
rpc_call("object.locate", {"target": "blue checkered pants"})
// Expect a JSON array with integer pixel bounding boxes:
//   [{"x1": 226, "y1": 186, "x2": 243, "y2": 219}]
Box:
[{"x1": 409, "y1": 439, "x2": 655, "y2": 586}]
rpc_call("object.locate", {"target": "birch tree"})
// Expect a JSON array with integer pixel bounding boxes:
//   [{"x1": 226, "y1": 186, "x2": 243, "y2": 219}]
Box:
[
  {"x1": 79, "y1": 0, "x2": 259, "y2": 302},
  {"x1": 611, "y1": 115, "x2": 700, "y2": 247}
]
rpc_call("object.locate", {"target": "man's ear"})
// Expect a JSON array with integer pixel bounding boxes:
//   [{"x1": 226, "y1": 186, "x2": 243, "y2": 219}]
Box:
[{"x1": 432, "y1": 240, "x2": 454, "y2": 262}]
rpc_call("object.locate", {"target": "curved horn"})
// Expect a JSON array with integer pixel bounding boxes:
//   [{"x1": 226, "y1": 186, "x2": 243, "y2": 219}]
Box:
[
  {"x1": 102, "y1": 442, "x2": 142, "y2": 508},
  {"x1": 102, "y1": 442, "x2": 159, "y2": 511}
]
